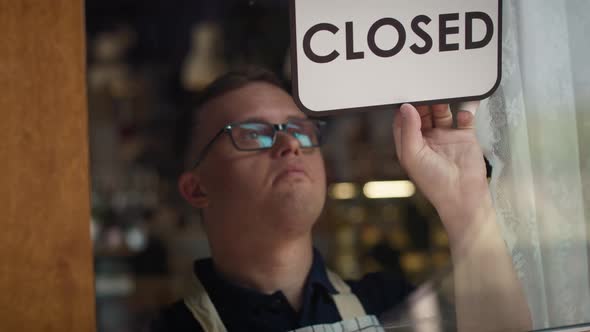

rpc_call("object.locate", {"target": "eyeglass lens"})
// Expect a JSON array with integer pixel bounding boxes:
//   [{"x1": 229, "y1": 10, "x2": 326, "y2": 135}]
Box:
[{"x1": 231, "y1": 120, "x2": 320, "y2": 150}]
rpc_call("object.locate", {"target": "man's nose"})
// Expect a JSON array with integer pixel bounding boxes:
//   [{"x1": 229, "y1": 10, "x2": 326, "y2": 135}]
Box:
[{"x1": 271, "y1": 131, "x2": 301, "y2": 158}]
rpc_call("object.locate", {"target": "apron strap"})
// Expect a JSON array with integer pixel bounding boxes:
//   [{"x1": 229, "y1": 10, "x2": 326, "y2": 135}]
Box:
[
  {"x1": 326, "y1": 269, "x2": 367, "y2": 320},
  {"x1": 183, "y1": 273, "x2": 228, "y2": 332}
]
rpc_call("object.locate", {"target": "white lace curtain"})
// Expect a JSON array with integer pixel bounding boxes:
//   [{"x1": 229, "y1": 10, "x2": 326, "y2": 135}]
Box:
[{"x1": 477, "y1": 0, "x2": 590, "y2": 329}]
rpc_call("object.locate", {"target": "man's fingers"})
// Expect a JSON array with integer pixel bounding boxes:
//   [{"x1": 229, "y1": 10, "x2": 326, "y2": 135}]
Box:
[
  {"x1": 393, "y1": 109, "x2": 402, "y2": 161},
  {"x1": 456, "y1": 110, "x2": 475, "y2": 129},
  {"x1": 432, "y1": 104, "x2": 453, "y2": 128},
  {"x1": 416, "y1": 105, "x2": 433, "y2": 129},
  {"x1": 400, "y1": 104, "x2": 425, "y2": 164}
]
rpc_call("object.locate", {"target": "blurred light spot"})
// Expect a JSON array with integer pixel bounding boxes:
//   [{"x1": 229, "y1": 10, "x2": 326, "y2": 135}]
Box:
[
  {"x1": 91, "y1": 217, "x2": 99, "y2": 243},
  {"x1": 106, "y1": 227, "x2": 124, "y2": 250},
  {"x1": 329, "y1": 182, "x2": 359, "y2": 200},
  {"x1": 95, "y1": 275, "x2": 135, "y2": 297},
  {"x1": 336, "y1": 227, "x2": 356, "y2": 247},
  {"x1": 388, "y1": 228, "x2": 410, "y2": 250},
  {"x1": 401, "y1": 252, "x2": 429, "y2": 273},
  {"x1": 432, "y1": 227, "x2": 449, "y2": 248},
  {"x1": 363, "y1": 180, "x2": 415, "y2": 199},
  {"x1": 360, "y1": 224, "x2": 382, "y2": 246},
  {"x1": 335, "y1": 253, "x2": 359, "y2": 279},
  {"x1": 126, "y1": 227, "x2": 147, "y2": 252}
]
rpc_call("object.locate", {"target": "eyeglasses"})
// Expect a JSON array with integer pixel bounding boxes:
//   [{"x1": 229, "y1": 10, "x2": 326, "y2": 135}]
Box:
[{"x1": 192, "y1": 118, "x2": 327, "y2": 168}]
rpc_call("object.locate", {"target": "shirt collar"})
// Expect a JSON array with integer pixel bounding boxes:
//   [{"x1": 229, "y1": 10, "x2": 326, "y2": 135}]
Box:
[{"x1": 193, "y1": 248, "x2": 338, "y2": 310}]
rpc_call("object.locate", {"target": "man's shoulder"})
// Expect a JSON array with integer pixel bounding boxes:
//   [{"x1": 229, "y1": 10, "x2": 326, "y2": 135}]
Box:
[
  {"x1": 150, "y1": 300, "x2": 203, "y2": 332},
  {"x1": 345, "y1": 271, "x2": 415, "y2": 316}
]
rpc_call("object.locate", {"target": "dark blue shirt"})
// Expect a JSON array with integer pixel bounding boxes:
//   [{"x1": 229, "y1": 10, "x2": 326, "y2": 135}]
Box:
[{"x1": 151, "y1": 250, "x2": 413, "y2": 332}]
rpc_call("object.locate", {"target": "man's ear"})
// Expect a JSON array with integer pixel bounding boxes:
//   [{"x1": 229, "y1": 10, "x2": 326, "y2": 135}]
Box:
[{"x1": 178, "y1": 171, "x2": 209, "y2": 209}]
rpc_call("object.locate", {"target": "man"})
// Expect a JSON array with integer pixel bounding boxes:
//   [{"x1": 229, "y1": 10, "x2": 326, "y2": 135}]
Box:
[{"x1": 152, "y1": 67, "x2": 531, "y2": 331}]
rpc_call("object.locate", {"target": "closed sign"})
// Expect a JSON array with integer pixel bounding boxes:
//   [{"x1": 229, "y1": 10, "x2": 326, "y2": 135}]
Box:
[{"x1": 290, "y1": 0, "x2": 502, "y2": 115}]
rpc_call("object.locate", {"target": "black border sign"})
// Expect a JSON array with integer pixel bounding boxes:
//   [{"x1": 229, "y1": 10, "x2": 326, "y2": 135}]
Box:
[{"x1": 290, "y1": 0, "x2": 503, "y2": 116}]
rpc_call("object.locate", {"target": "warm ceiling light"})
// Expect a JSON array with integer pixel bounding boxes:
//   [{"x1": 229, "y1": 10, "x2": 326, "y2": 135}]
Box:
[
  {"x1": 329, "y1": 182, "x2": 359, "y2": 200},
  {"x1": 363, "y1": 181, "x2": 416, "y2": 199}
]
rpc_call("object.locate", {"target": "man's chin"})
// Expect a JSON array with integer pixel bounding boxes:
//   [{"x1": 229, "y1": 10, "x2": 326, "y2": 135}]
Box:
[
  {"x1": 271, "y1": 184, "x2": 315, "y2": 203},
  {"x1": 268, "y1": 193, "x2": 323, "y2": 222}
]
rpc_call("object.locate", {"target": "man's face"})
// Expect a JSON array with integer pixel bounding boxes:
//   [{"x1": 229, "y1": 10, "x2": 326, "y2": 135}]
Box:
[{"x1": 189, "y1": 82, "x2": 327, "y2": 238}]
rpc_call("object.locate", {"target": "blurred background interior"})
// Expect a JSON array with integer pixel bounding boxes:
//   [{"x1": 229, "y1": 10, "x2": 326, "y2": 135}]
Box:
[
  {"x1": 86, "y1": 1, "x2": 590, "y2": 332},
  {"x1": 86, "y1": 1, "x2": 469, "y2": 331}
]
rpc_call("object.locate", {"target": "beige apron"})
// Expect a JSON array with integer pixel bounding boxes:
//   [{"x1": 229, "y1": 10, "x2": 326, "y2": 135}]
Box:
[{"x1": 183, "y1": 269, "x2": 384, "y2": 332}]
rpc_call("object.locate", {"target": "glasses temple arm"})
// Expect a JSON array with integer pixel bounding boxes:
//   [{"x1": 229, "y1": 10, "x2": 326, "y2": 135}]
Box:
[{"x1": 191, "y1": 127, "x2": 227, "y2": 169}]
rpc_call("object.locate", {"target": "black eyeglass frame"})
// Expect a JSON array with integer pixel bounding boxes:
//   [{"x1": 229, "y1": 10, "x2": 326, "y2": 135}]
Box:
[{"x1": 191, "y1": 119, "x2": 327, "y2": 169}]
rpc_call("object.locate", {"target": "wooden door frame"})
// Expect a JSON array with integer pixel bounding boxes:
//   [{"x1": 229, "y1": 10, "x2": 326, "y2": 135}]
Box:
[{"x1": 0, "y1": 1, "x2": 96, "y2": 331}]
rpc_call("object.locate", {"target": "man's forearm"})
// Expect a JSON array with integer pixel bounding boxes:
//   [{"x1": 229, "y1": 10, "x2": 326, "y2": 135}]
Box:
[{"x1": 442, "y1": 202, "x2": 532, "y2": 332}]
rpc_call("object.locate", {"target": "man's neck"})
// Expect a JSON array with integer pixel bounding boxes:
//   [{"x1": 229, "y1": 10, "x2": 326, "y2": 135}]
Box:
[{"x1": 209, "y1": 236, "x2": 314, "y2": 312}]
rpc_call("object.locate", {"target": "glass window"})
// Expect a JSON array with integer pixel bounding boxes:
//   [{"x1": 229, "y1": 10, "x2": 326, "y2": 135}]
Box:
[{"x1": 86, "y1": 1, "x2": 590, "y2": 331}]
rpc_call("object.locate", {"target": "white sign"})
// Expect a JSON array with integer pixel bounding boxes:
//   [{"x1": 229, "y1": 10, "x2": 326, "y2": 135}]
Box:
[{"x1": 290, "y1": 0, "x2": 502, "y2": 115}]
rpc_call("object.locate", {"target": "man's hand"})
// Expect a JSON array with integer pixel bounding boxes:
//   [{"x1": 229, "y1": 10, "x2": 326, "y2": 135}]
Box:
[
  {"x1": 393, "y1": 103, "x2": 491, "y2": 243},
  {"x1": 394, "y1": 103, "x2": 533, "y2": 331}
]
